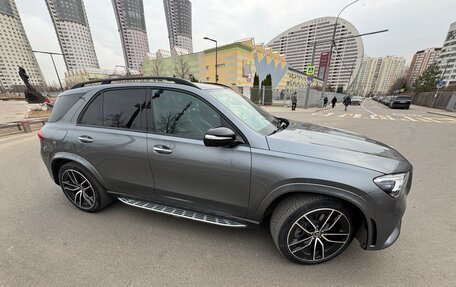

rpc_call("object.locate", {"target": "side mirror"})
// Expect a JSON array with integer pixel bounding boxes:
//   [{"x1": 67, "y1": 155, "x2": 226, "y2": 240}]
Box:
[{"x1": 204, "y1": 127, "x2": 236, "y2": 147}]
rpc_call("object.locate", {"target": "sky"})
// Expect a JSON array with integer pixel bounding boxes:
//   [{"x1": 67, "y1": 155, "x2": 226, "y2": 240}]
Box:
[{"x1": 15, "y1": 0, "x2": 456, "y2": 86}]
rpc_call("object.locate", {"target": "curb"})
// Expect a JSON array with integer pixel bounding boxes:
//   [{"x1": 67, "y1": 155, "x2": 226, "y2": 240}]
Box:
[{"x1": 427, "y1": 111, "x2": 456, "y2": 119}]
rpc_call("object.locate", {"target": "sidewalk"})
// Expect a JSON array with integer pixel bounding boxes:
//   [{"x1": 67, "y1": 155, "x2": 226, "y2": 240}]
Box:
[
  {"x1": 0, "y1": 101, "x2": 27, "y2": 124},
  {"x1": 427, "y1": 110, "x2": 456, "y2": 118}
]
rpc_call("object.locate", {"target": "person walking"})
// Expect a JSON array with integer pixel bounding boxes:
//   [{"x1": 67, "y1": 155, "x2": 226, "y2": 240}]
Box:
[
  {"x1": 291, "y1": 92, "x2": 297, "y2": 111},
  {"x1": 323, "y1": 96, "x2": 328, "y2": 108},
  {"x1": 331, "y1": 96, "x2": 337, "y2": 108},
  {"x1": 343, "y1": 95, "x2": 351, "y2": 111}
]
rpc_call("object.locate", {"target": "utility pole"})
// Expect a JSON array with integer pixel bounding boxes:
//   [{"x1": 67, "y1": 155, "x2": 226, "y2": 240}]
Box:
[
  {"x1": 321, "y1": 0, "x2": 360, "y2": 100},
  {"x1": 432, "y1": 61, "x2": 450, "y2": 107},
  {"x1": 304, "y1": 41, "x2": 317, "y2": 109},
  {"x1": 203, "y1": 37, "x2": 218, "y2": 83},
  {"x1": 33, "y1": 50, "x2": 65, "y2": 91}
]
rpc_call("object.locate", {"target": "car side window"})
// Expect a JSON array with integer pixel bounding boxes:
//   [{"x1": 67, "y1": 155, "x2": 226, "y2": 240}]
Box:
[
  {"x1": 80, "y1": 89, "x2": 147, "y2": 131},
  {"x1": 151, "y1": 89, "x2": 221, "y2": 140}
]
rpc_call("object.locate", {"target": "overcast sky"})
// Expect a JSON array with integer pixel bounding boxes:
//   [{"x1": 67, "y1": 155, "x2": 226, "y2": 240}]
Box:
[{"x1": 15, "y1": 0, "x2": 456, "y2": 86}]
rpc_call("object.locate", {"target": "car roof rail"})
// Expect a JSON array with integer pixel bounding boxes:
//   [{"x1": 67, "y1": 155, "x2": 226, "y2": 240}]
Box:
[
  {"x1": 71, "y1": 76, "x2": 201, "y2": 90},
  {"x1": 199, "y1": 82, "x2": 233, "y2": 89}
]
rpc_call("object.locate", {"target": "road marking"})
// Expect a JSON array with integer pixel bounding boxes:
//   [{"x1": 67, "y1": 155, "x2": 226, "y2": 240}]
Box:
[
  {"x1": 353, "y1": 114, "x2": 362, "y2": 119},
  {"x1": 370, "y1": 115, "x2": 379, "y2": 120},
  {"x1": 378, "y1": 115, "x2": 388, "y2": 120},
  {"x1": 386, "y1": 116, "x2": 396, "y2": 121},
  {"x1": 322, "y1": 112, "x2": 334, "y2": 117},
  {"x1": 402, "y1": 116, "x2": 418, "y2": 122},
  {"x1": 337, "y1": 113, "x2": 348, "y2": 117},
  {"x1": 361, "y1": 99, "x2": 377, "y2": 116},
  {"x1": 416, "y1": 117, "x2": 433, "y2": 123},
  {"x1": 421, "y1": 117, "x2": 442, "y2": 123}
]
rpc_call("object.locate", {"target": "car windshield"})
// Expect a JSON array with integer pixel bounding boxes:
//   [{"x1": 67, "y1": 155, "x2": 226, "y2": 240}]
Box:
[{"x1": 207, "y1": 88, "x2": 279, "y2": 135}]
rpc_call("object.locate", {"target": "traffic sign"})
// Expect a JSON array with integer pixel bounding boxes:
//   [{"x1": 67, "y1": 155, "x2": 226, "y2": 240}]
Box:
[
  {"x1": 306, "y1": 76, "x2": 313, "y2": 83},
  {"x1": 306, "y1": 66, "x2": 316, "y2": 76},
  {"x1": 436, "y1": 80, "x2": 445, "y2": 89}
]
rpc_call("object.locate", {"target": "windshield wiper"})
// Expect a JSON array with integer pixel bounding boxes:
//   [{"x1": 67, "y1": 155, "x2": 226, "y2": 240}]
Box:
[{"x1": 269, "y1": 118, "x2": 288, "y2": 135}]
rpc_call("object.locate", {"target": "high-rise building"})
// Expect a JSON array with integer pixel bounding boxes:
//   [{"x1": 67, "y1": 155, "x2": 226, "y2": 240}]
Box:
[
  {"x1": 436, "y1": 21, "x2": 456, "y2": 87},
  {"x1": 267, "y1": 17, "x2": 364, "y2": 91},
  {"x1": 0, "y1": 0, "x2": 45, "y2": 89},
  {"x1": 352, "y1": 56, "x2": 406, "y2": 96},
  {"x1": 45, "y1": 0, "x2": 100, "y2": 71},
  {"x1": 163, "y1": 0, "x2": 192, "y2": 54},
  {"x1": 112, "y1": 0, "x2": 149, "y2": 71},
  {"x1": 407, "y1": 48, "x2": 441, "y2": 86}
]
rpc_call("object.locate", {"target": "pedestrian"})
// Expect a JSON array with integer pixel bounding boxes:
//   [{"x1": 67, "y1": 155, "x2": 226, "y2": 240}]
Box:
[
  {"x1": 291, "y1": 92, "x2": 297, "y2": 111},
  {"x1": 323, "y1": 96, "x2": 328, "y2": 108},
  {"x1": 280, "y1": 90, "x2": 284, "y2": 100},
  {"x1": 343, "y1": 95, "x2": 351, "y2": 111},
  {"x1": 331, "y1": 96, "x2": 337, "y2": 108}
]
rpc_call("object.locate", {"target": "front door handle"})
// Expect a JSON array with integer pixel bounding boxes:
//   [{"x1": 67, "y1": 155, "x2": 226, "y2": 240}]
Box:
[
  {"x1": 78, "y1": 135, "x2": 93, "y2": 143},
  {"x1": 153, "y1": 145, "x2": 173, "y2": 154}
]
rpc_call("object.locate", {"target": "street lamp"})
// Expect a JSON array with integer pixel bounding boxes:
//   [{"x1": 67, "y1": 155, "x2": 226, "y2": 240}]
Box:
[
  {"x1": 203, "y1": 37, "x2": 218, "y2": 83},
  {"x1": 321, "y1": 0, "x2": 360, "y2": 98},
  {"x1": 33, "y1": 50, "x2": 65, "y2": 92}
]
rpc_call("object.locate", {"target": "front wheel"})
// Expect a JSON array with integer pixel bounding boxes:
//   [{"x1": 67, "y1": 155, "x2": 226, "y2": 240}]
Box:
[{"x1": 270, "y1": 194, "x2": 354, "y2": 264}]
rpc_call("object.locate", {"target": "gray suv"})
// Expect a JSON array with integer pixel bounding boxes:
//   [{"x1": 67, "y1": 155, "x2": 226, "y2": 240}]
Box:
[{"x1": 39, "y1": 77, "x2": 412, "y2": 264}]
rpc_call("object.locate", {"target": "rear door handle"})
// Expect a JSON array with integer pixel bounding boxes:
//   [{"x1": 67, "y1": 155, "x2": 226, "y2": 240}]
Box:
[
  {"x1": 153, "y1": 145, "x2": 173, "y2": 154},
  {"x1": 78, "y1": 135, "x2": 93, "y2": 143}
]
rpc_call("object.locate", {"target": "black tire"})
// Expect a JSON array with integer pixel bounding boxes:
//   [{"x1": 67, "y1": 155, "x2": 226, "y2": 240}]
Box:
[
  {"x1": 58, "y1": 162, "x2": 114, "y2": 212},
  {"x1": 270, "y1": 194, "x2": 354, "y2": 264}
]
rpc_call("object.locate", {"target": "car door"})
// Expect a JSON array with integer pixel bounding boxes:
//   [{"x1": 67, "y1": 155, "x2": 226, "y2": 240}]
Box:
[
  {"x1": 146, "y1": 88, "x2": 251, "y2": 217},
  {"x1": 71, "y1": 88, "x2": 155, "y2": 201}
]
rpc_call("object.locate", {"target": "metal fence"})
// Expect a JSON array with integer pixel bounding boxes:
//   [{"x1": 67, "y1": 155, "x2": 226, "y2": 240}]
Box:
[
  {"x1": 0, "y1": 118, "x2": 47, "y2": 137},
  {"x1": 250, "y1": 86, "x2": 347, "y2": 108},
  {"x1": 412, "y1": 92, "x2": 456, "y2": 112}
]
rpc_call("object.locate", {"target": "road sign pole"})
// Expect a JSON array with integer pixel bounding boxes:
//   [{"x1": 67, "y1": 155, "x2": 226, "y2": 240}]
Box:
[{"x1": 304, "y1": 41, "x2": 316, "y2": 109}]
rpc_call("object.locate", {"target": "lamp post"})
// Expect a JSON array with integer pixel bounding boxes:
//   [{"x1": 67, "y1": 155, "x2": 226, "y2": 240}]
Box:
[
  {"x1": 321, "y1": 0, "x2": 360, "y2": 99},
  {"x1": 203, "y1": 37, "x2": 218, "y2": 83},
  {"x1": 32, "y1": 50, "x2": 65, "y2": 91}
]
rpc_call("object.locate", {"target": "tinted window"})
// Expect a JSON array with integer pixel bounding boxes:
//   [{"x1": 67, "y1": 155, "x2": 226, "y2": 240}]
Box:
[
  {"x1": 79, "y1": 93, "x2": 102, "y2": 126},
  {"x1": 152, "y1": 89, "x2": 221, "y2": 139},
  {"x1": 48, "y1": 93, "x2": 83, "y2": 123},
  {"x1": 80, "y1": 89, "x2": 146, "y2": 130}
]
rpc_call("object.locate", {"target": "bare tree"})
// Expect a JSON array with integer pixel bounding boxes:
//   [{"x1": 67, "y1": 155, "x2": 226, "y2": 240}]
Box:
[
  {"x1": 150, "y1": 57, "x2": 164, "y2": 76},
  {"x1": 174, "y1": 55, "x2": 190, "y2": 79}
]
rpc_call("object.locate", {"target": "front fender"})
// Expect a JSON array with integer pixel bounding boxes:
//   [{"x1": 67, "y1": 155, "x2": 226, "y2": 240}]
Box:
[{"x1": 251, "y1": 182, "x2": 375, "y2": 249}]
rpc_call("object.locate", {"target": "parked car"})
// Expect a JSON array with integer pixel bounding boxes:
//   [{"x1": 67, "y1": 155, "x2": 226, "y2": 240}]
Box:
[
  {"x1": 39, "y1": 77, "x2": 413, "y2": 264},
  {"x1": 389, "y1": 95, "x2": 411, "y2": 109},
  {"x1": 351, "y1": 96, "x2": 363, "y2": 105}
]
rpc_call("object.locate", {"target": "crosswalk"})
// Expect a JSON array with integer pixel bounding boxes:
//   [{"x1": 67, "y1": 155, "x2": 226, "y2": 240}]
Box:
[{"x1": 311, "y1": 111, "x2": 456, "y2": 124}]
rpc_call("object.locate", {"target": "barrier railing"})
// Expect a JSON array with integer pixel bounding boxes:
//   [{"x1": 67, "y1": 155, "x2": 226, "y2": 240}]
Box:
[{"x1": 0, "y1": 117, "x2": 48, "y2": 137}]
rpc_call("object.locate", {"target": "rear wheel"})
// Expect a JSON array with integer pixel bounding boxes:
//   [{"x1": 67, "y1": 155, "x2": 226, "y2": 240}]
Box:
[
  {"x1": 58, "y1": 162, "x2": 114, "y2": 212},
  {"x1": 270, "y1": 194, "x2": 354, "y2": 264}
]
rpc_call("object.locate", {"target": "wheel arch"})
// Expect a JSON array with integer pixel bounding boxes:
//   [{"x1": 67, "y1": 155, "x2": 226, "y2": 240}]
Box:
[
  {"x1": 253, "y1": 183, "x2": 374, "y2": 249},
  {"x1": 51, "y1": 152, "x2": 106, "y2": 187}
]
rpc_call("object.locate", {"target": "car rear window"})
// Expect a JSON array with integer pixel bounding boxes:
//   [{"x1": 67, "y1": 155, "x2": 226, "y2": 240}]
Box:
[{"x1": 47, "y1": 93, "x2": 83, "y2": 123}]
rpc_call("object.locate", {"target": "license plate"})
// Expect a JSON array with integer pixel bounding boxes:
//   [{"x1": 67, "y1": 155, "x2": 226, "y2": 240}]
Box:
[{"x1": 400, "y1": 101, "x2": 407, "y2": 103}]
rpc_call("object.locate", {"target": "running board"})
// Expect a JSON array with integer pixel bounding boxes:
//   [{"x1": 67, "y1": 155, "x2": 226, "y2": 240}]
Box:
[{"x1": 118, "y1": 197, "x2": 247, "y2": 228}]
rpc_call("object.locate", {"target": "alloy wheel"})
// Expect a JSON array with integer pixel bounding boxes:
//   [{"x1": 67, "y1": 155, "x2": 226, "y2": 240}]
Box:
[
  {"x1": 287, "y1": 208, "x2": 351, "y2": 263},
  {"x1": 60, "y1": 169, "x2": 96, "y2": 210}
]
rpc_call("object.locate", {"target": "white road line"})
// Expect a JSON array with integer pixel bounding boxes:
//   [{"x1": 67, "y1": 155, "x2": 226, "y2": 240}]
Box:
[
  {"x1": 416, "y1": 117, "x2": 432, "y2": 123},
  {"x1": 362, "y1": 99, "x2": 377, "y2": 116},
  {"x1": 337, "y1": 113, "x2": 348, "y2": 117},
  {"x1": 422, "y1": 117, "x2": 442, "y2": 123},
  {"x1": 386, "y1": 116, "x2": 396, "y2": 121},
  {"x1": 353, "y1": 114, "x2": 362, "y2": 119},
  {"x1": 403, "y1": 116, "x2": 418, "y2": 122},
  {"x1": 378, "y1": 115, "x2": 388, "y2": 120},
  {"x1": 322, "y1": 112, "x2": 334, "y2": 117},
  {"x1": 370, "y1": 115, "x2": 379, "y2": 120}
]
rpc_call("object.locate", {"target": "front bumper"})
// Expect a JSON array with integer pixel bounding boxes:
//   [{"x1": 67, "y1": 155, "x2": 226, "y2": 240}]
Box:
[{"x1": 362, "y1": 171, "x2": 412, "y2": 250}]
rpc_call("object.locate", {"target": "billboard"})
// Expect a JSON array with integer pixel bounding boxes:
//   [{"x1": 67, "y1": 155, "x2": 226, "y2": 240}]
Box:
[{"x1": 318, "y1": 52, "x2": 330, "y2": 80}]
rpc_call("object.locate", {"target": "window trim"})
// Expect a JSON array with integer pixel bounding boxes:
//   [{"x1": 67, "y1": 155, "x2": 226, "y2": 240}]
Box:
[
  {"x1": 146, "y1": 87, "x2": 249, "y2": 146},
  {"x1": 76, "y1": 87, "x2": 148, "y2": 133}
]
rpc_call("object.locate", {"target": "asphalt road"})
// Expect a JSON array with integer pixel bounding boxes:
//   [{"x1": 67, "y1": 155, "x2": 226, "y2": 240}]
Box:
[
  {"x1": 1, "y1": 100, "x2": 455, "y2": 286},
  {"x1": 0, "y1": 101, "x2": 27, "y2": 124}
]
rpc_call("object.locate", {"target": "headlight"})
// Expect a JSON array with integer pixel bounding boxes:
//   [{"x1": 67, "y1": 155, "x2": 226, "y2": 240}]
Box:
[{"x1": 374, "y1": 173, "x2": 408, "y2": 198}]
